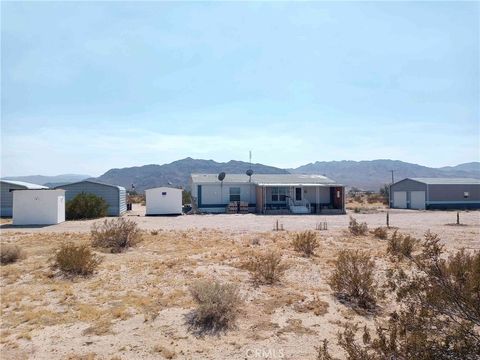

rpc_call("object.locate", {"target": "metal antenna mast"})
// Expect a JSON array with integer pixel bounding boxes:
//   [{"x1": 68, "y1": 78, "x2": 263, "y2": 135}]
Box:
[{"x1": 390, "y1": 170, "x2": 395, "y2": 184}]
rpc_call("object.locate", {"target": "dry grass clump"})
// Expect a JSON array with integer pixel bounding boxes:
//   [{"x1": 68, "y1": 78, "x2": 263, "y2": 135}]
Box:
[
  {"x1": 53, "y1": 242, "x2": 101, "y2": 276},
  {"x1": 292, "y1": 231, "x2": 319, "y2": 257},
  {"x1": 348, "y1": 216, "x2": 368, "y2": 236},
  {"x1": 91, "y1": 218, "x2": 142, "y2": 253},
  {"x1": 372, "y1": 227, "x2": 388, "y2": 240},
  {"x1": 294, "y1": 296, "x2": 329, "y2": 316},
  {"x1": 328, "y1": 250, "x2": 377, "y2": 311},
  {"x1": 246, "y1": 251, "x2": 288, "y2": 285},
  {"x1": 387, "y1": 230, "x2": 417, "y2": 259},
  {"x1": 0, "y1": 243, "x2": 22, "y2": 265},
  {"x1": 186, "y1": 280, "x2": 242, "y2": 335}
]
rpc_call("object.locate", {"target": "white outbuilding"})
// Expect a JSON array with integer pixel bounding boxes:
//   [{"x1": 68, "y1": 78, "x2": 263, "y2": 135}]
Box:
[
  {"x1": 145, "y1": 187, "x2": 182, "y2": 215},
  {"x1": 13, "y1": 189, "x2": 66, "y2": 225}
]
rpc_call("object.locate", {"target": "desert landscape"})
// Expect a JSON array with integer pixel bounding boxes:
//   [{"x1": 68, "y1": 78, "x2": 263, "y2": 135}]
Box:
[{"x1": 1, "y1": 206, "x2": 479, "y2": 360}]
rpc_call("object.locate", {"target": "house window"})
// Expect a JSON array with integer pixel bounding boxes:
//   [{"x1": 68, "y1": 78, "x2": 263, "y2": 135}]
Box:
[
  {"x1": 229, "y1": 187, "x2": 240, "y2": 202},
  {"x1": 271, "y1": 187, "x2": 287, "y2": 202},
  {"x1": 464, "y1": 192, "x2": 469, "y2": 198}
]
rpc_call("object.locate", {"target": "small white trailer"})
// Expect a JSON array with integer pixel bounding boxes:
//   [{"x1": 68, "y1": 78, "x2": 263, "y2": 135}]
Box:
[
  {"x1": 13, "y1": 189, "x2": 65, "y2": 225},
  {"x1": 145, "y1": 187, "x2": 182, "y2": 215}
]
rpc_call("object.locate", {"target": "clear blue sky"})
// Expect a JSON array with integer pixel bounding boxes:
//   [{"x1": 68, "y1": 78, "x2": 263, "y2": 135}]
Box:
[{"x1": 1, "y1": 1, "x2": 479, "y2": 176}]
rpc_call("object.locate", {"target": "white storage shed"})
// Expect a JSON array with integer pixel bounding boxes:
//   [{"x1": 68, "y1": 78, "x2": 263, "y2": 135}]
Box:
[
  {"x1": 13, "y1": 189, "x2": 65, "y2": 225},
  {"x1": 145, "y1": 187, "x2": 182, "y2": 215}
]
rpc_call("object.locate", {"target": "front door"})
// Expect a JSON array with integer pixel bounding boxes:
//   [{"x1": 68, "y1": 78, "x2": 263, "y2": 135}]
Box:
[{"x1": 295, "y1": 187, "x2": 302, "y2": 201}]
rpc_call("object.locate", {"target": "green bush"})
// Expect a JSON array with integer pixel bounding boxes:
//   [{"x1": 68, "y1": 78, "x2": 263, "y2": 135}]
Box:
[
  {"x1": 53, "y1": 242, "x2": 101, "y2": 276},
  {"x1": 66, "y1": 192, "x2": 108, "y2": 220}
]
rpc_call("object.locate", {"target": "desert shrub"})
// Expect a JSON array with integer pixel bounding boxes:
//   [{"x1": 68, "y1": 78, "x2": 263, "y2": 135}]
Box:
[
  {"x1": 66, "y1": 192, "x2": 108, "y2": 220},
  {"x1": 318, "y1": 231, "x2": 480, "y2": 360},
  {"x1": 348, "y1": 217, "x2": 368, "y2": 236},
  {"x1": 0, "y1": 243, "x2": 22, "y2": 265},
  {"x1": 328, "y1": 250, "x2": 377, "y2": 310},
  {"x1": 246, "y1": 251, "x2": 288, "y2": 284},
  {"x1": 353, "y1": 195, "x2": 363, "y2": 203},
  {"x1": 387, "y1": 230, "x2": 416, "y2": 259},
  {"x1": 187, "y1": 280, "x2": 241, "y2": 335},
  {"x1": 53, "y1": 242, "x2": 101, "y2": 276},
  {"x1": 292, "y1": 231, "x2": 319, "y2": 257},
  {"x1": 366, "y1": 194, "x2": 382, "y2": 204},
  {"x1": 372, "y1": 227, "x2": 388, "y2": 240},
  {"x1": 91, "y1": 218, "x2": 142, "y2": 253}
]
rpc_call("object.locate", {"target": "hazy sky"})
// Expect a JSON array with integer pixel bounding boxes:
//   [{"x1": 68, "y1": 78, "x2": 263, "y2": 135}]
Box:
[{"x1": 1, "y1": 1, "x2": 479, "y2": 176}]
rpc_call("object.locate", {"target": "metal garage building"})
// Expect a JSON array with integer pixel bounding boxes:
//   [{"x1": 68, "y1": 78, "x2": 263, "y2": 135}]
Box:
[
  {"x1": 1, "y1": 180, "x2": 48, "y2": 217},
  {"x1": 390, "y1": 178, "x2": 480, "y2": 210},
  {"x1": 55, "y1": 180, "x2": 127, "y2": 216}
]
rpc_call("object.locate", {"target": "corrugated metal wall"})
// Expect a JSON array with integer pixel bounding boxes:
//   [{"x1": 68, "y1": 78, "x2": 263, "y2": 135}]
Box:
[
  {"x1": 56, "y1": 181, "x2": 126, "y2": 216},
  {"x1": 118, "y1": 187, "x2": 127, "y2": 215},
  {"x1": 1, "y1": 182, "x2": 26, "y2": 217},
  {"x1": 390, "y1": 179, "x2": 427, "y2": 192},
  {"x1": 428, "y1": 184, "x2": 480, "y2": 202}
]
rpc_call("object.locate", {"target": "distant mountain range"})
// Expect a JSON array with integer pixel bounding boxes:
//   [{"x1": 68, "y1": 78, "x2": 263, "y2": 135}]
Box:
[
  {"x1": 95, "y1": 158, "x2": 288, "y2": 192},
  {"x1": 2, "y1": 174, "x2": 90, "y2": 187},
  {"x1": 289, "y1": 160, "x2": 480, "y2": 191},
  {"x1": 3, "y1": 159, "x2": 479, "y2": 192}
]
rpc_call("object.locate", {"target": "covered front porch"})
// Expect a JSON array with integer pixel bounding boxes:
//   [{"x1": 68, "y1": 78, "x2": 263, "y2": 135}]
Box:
[{"x1": 255, "y1": 184, "x2": 345, "y2": 215}]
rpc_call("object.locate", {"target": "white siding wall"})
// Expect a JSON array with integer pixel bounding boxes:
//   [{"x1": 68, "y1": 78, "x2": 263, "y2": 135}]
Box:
[
  {"x1": 13, "y1": 190, "x2": 65, "y2": 225},
  {"x1": 196, "y1": 183, "x2": 256, "y2": 206},
  {"x1": 304, "y1": 187, "x2": 330, "y2": 203}
]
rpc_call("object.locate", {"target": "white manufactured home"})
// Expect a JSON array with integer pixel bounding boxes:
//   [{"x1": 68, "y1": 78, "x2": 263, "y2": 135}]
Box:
[
  {"x1": 145, "y1": 187, "x2": 182, "y2": 215},
  {"x1": 190, "y1": 173, "x2": 345, "y2": 214},
  {"x1": 13, "y1": 189, "x2": 65, "y2": 225}
]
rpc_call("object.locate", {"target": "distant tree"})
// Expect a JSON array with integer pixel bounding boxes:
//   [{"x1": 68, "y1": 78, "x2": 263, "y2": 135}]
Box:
[
  {"x1": 379, "y1": 184, "x2": 390, "y2": 202},
  {"x1": 66, "y1": 192, "x2": 108, "y2": 220},
  {"x1": 182, "y1": 190, "x2": 192, "y2": 205}
]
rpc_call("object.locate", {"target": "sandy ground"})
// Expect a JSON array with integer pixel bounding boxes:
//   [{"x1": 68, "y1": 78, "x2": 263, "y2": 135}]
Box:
[
  {"x1": 0, "y1": 207, "x2": 479, "y2": 360},
  {"x1": 1, "y1": 205, "x2": 479, "y2": 251}
]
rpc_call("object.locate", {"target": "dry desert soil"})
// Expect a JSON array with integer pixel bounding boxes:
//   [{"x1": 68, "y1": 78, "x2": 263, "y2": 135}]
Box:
[{"x1": 1, "y1": 205, "x2": 479, "y2": 360}]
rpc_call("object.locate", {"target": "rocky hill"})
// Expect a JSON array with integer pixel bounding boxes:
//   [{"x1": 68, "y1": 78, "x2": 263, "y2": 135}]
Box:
[
  {"x1": 290, "y1": 160, "x2": 480, "y2": 191},
  {"x1": 94, "y1": 157, "x2": 288, "y2": 192}
]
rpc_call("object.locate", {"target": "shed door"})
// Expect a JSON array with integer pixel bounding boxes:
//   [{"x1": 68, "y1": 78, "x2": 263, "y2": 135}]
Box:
[
  {"x1": 410, "y1": 191, "x2": 425, "y2": 210},
  {"x1": 393, "y1": 191, "x2": 407, "y2": 208}
]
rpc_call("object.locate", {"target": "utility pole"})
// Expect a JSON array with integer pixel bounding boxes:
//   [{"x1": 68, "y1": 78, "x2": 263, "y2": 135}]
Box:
[{"x1": 390, "y1": 170, "x2": 395, "y2": 184}]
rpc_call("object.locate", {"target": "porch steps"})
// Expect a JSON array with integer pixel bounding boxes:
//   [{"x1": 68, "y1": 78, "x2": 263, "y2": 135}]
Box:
[{"x1": 289, "y1": 205, "x2": 310, "y2": 214}]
